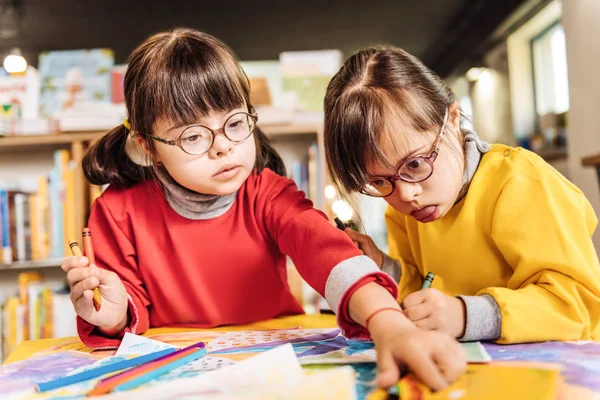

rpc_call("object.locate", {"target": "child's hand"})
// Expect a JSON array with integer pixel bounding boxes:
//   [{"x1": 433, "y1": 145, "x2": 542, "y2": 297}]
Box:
[
  {"x1": 402, "y1": 288, "x2": 467, "y2": 338},
  {"x1": 343, "y1": 228, "x2": 384, "y2": 267},
  {"x1": 369, "y1": 310, "x2": 467, "y2": 390},
  {"x1": 62, "y1": 256, "x2": 129, "y2": 334}
]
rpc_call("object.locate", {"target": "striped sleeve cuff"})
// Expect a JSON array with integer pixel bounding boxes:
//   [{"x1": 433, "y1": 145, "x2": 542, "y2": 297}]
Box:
[
  {"x1": 458, "y1": 294, "x2": 502, "y2": 342},
  {"x1": 380, "y1": 253, "x2": 402, "y2": 283},
  {"x1": 324, "y1": 255, "x2": 399, "y2": 338}
]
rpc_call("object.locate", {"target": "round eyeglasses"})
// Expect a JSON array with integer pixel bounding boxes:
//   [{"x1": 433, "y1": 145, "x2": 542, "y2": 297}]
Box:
[
  {"x1": 148, "y1": 111, "x2": 258, "y2": 155},
  {"x1": 361, "y1": 109, "x2": 449, "y2": 198}
]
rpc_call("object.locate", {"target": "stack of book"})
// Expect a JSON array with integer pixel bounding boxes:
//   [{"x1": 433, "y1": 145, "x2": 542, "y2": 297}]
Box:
[{"x1": 2, "y1": 271, "x2": 76, "y2": 360}]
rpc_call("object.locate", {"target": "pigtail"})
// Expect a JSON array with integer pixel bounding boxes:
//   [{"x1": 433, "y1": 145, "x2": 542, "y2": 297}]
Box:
[
  {"x1": 82, "y1": 125, "x2": 153, "y2": 188},
  {"x1": 254, "y1": 127, "x2": 286, "y2": 177}
]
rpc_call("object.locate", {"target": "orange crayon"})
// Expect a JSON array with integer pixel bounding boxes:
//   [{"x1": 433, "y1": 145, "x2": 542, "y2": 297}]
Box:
[{"x1": 70, "y1": 228, "x2": 102, "y2": 311}]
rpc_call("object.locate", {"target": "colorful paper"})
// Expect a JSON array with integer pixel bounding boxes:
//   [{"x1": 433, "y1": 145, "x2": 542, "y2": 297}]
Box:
[
  {"x1": 462, "y1": 341, "x2": 492, "y2": 363},
  {"x1": 368, "y1": 363, "x2": 561, "y2": 400},
  {"x1": 100, "y1": 343, "x2": 306, "y2": 399},
  {"x1": 484, "y1": 341, "x2": 600, "y2": 393},
  {"x1": 0, "y1": 351, "x2": 97, "y2": 396},
  {"x1": 115, "y1": 332, "x2": 178, "y2": 356}
]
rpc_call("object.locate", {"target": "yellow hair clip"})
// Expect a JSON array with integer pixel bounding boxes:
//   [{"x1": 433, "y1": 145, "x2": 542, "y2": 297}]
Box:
[{"x1": 123, "y1": 119, "x2": 132, "y2": 130}]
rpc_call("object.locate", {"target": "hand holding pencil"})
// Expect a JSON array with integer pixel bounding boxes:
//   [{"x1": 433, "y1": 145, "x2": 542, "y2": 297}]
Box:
[{"x1": 61, "y1": 227, "x2": 129, "y2": 333}]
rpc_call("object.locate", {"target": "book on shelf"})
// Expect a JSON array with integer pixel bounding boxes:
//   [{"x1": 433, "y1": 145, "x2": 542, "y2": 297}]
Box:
[
  {"x1": 38, "y1": 48, "x2": 115, "y2": 119},
  {"x1": 286, "y1": 140, "x2": 328, "y2": 312},
  {"x1": 0, "y1": 66, "x2": 59, "y2": 136},
  {"x1": 2, "y1": 271, "x2": 76, "y2": 360},
  {"x1": 0, "y1": 149, "x2": 79, "y2": 265},
  {"x1": 279, "y1": 49, "x2": 343, "y2": 114},
  {"x1": 289, "y1": 141, "x2": 322, "y2": 209}
]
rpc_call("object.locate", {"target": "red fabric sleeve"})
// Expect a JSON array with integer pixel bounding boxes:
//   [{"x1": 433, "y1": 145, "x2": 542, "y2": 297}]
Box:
[
  {"x1": 77, "y1": 193, "x2": 151, "y2": 349},
  {"x1": 256, "y1": 171, "x2": 363, "y2": 297},
  {"x1": 337, "y1": 275, "x2": 399, "y2": 339}
]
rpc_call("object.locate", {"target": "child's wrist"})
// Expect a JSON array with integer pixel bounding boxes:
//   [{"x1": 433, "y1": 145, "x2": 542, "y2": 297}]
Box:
[
  {"x1": 367, "y1": 308, "x2": 414, "y2": 339},
  {"x1": 98, "y1": 312, "x2": 129, "y2": 337}
]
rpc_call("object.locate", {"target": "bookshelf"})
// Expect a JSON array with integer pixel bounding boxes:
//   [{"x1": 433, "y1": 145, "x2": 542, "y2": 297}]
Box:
[
  {"x1": 0, "y1": 120, "x2": 329, "y2": 277},
  {"x1": 0, "y1": 123, "x2": 323, "y2": 152}
]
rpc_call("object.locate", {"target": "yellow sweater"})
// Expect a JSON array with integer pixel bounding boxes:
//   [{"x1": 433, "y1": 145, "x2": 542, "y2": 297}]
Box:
[{"x1": 386, "y1": 144, "x2": 600, "y2": 343}]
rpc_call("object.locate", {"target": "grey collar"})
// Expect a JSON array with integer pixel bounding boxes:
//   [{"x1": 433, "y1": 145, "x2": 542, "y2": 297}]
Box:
[
  {"x1": 155, "y1": 166, "x2": 237, "y2": 220},
  {"x1": 457, "y1": 129, "x2": 491, "y2": 201}
]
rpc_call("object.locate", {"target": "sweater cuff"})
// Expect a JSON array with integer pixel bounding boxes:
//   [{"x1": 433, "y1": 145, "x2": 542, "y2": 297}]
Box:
[
  {"x1": 380, "y1": 253, "x2": 402, "y2": 283},
  {"x1": 77, "y1": 294, "x2": 140, "y2": 349},
  {"x1": 324, "y1": 255, "x2": 398, "y2": 339},
  {"x1": 457, "y1": 294, "x2": 502, "y2": 342}
]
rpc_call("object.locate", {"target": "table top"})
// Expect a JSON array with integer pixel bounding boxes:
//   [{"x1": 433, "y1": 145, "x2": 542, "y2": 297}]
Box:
[
  {"x1": 582, "y1": 152, "x2": 600, "y2": 166},
  {"x1": 5, "y1": 314, "x2": 338, "y2": 364}
]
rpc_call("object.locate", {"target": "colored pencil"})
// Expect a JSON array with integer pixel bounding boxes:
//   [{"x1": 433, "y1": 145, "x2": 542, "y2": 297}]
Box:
[
  {"x1": 88, "y1": 344, "x2": 204, "y2": 396},
  {"x1": 113, "y1": 347, "x2": 207, "y2": 392},
  {"x1": 36, "y1": 348, "x2": 176, "y2": 392}
]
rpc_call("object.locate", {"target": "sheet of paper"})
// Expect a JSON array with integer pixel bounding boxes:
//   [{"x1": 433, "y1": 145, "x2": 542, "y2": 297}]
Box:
[
  {"x1": 98, "y1": 344, "x2": 305, "y2": 399},
  {"x1": 0, "y1": 351, "x2": 97, "y2": 398},
  {"x1": 115, "y1": 332, "x2": 178, "y2": 356},
  {"x1": 462, "y1": 341, "x2": 492, "y2": 363},
  {"x1": 206, "y1": 328, "x2": 340, "y2": 353},
  {"x1": 300, "y1": 348, "x2": 377, "y2": 365},
  {"x1": 230, "y1": 365, "x2": 357, "y2": 400}
]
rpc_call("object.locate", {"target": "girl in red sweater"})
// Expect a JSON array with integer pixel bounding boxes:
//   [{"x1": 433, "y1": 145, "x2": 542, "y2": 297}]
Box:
[{"x1": 61, "y1": 28, "x2": 465, "y2": 390}]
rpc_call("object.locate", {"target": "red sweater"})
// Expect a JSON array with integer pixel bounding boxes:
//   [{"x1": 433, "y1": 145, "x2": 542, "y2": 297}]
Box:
[{"x1": 78, "y1": 169, "x2": 397, "y2": 348}]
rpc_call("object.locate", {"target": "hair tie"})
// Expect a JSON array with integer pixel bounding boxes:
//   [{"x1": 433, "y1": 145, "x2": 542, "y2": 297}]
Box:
[{"x1": 123, "y1": 119, "x2": 132, "y2": 130}]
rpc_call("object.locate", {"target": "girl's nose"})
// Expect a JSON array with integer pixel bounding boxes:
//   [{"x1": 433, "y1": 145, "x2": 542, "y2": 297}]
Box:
[
  {"x1": 394, "y1": 180, "x2": 419, "y2": 202},
  {"x1": 208, "y1": 132, "x2": 233, "y2": 158}
]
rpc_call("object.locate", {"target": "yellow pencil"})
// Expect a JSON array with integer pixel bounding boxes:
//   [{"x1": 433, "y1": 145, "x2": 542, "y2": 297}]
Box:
[{"x1": 69, "y1": 237, "x2": 102, "y2": 311}]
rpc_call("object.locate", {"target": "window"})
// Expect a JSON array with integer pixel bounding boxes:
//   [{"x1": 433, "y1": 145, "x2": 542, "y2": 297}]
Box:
[{"x1": 531, "y1": 22, "x2": 570, "y2": 116}]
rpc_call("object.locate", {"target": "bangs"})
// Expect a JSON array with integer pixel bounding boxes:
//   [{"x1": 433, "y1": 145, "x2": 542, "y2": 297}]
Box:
[
  {"x1": 326, "y1": 87, "x2": 442, "y2": 192},
  {"x1": 128, "y1": 31, "x2": 249, "y2": 136}
]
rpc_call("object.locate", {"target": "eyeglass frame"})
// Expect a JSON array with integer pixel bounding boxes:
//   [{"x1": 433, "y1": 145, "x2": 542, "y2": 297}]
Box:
[
  {"x1": 361, "y1": 108, "x2": 450, "y2": 197},
  {"x1": 146, "y1": 109, "x2": 258, "y2": 156}
]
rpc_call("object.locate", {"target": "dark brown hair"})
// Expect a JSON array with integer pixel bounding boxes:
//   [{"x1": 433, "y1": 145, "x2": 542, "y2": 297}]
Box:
[
  {"x1": 324, "y1": 46, "x2": 456, "y2": 194},
  {"x1": 83, "y1": 28, "x2": 285, "y2": 188}
]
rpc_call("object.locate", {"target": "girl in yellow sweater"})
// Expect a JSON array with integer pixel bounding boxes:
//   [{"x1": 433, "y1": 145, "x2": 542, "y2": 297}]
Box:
[{"x1": 324, "y1": 46, "x2": 600, "y2": 344}]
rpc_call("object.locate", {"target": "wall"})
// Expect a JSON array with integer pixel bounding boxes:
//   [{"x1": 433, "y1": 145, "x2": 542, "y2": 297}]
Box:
[
  {"x1": 1, "y1": 0, "x2": 465, "y2": 67},
  {"x1": 562, "y1": 0, "x2": 600, "y2": 252},
  {"x1": 506, "y1": 0, "x2": 561, "y2": 139},
  {"x1": 470, "y1": 42, "x2": 515, "y2": 145},
  {"x1": 448, "y1": 43, "x2": 514, "y2": 145}
]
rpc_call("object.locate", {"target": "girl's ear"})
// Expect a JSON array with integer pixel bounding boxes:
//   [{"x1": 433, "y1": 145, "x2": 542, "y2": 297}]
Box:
[
  {"x1": 136, "y1": 134, "x2": 152, "y2": 156},
  {"x1": 125, "y1": 132, "x2": 155, "y2": 166},
  {"x1": 448, "y1": 101, "x2": 461, "y2": 132}
]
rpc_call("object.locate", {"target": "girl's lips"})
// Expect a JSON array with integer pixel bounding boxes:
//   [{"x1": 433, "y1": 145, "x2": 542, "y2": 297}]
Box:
[
  {"x1": 411, "y1": 205, "x2": 437, "y2": 222},
  {"x1": 213, "y1": 165, "x2": 241, "y2": 181}
]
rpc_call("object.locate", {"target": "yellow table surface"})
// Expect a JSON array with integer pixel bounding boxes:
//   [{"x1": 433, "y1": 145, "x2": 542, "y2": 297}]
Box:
[{"x1": 5, "y1": 314, "x2": 338, "y2": 364}]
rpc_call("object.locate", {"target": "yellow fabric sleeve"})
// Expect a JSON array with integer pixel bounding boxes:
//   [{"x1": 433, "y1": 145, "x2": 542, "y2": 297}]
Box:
[{"x1": 480, "y1": 174, "x2": 600, "y2": 343}]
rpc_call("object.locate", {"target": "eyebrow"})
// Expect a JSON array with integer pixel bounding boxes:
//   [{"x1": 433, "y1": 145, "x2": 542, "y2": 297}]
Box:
[
  {"x1": 370, "y1": 144, "x2": 428, "y2": 177},
  {"x1": 165, "y1": 109, "x2": 245, "y2": 133}
]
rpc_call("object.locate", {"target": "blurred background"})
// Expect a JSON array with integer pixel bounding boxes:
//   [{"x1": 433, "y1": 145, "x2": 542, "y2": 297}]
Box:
[{"x1": 0, "y1": 0, "x2": 598, "y2": 359}]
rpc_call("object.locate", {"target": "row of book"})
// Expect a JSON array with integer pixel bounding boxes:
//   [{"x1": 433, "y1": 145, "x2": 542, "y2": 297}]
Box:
[
  {"x1": 289, "y1": 141, "x2": 323, "y2": 210},
  {"x1": 1, "y1": 48, "x2": 341, "y2": 135},
  {"x1": 0, "y1": 149, "x2": 102, "y2": 265},
  {"x1": 2, "y1": 271, "x2": 77, "y2": 360}
]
